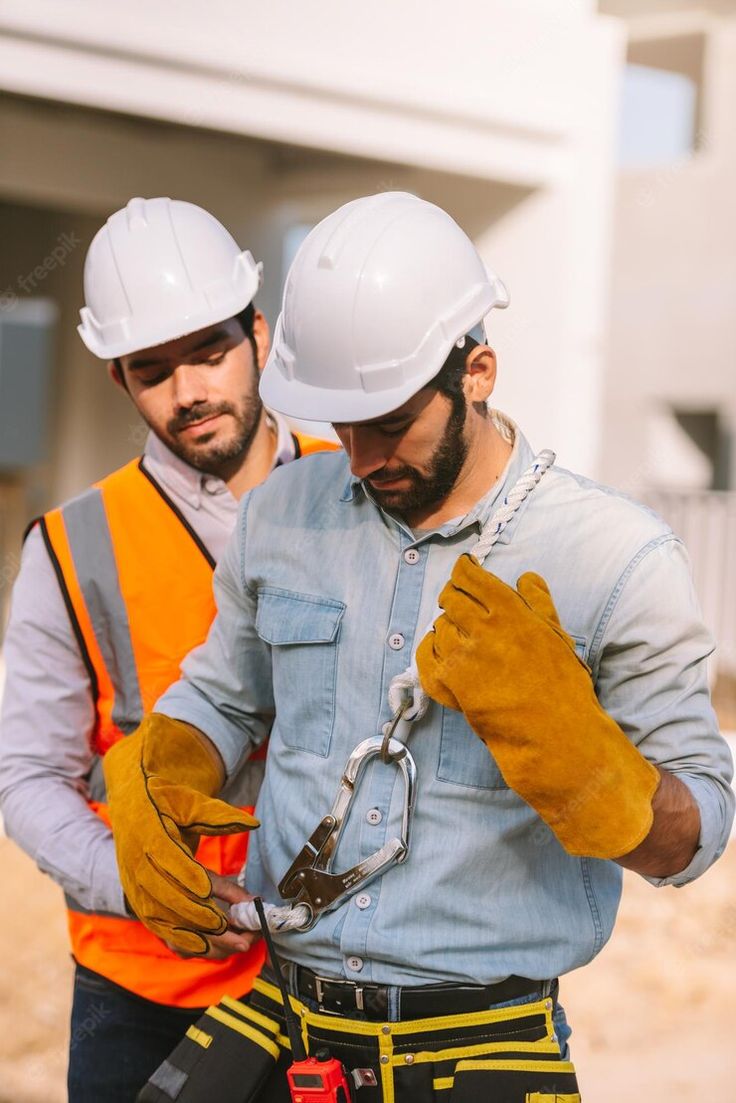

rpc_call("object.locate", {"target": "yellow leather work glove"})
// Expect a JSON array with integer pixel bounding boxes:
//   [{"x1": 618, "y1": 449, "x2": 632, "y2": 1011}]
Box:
[
  {"x1": 416, "y1": 555, "x2": 661, "y2": 859},
  {"x1": 103, "y1": 714, "x2": 259, "y2": 954}
]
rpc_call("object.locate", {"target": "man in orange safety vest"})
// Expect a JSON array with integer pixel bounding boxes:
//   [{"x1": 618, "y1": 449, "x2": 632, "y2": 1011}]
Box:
[{"x1": 0, "y1": 196, "x2": 336, "y2": 1102}]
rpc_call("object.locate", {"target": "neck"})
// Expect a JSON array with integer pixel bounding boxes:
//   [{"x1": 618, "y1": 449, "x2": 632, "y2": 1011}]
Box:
[
  {"x1": 403, "y1": 414, "x2": 513, "y2": 530},
  {"x1": 216, "y1": 411, "x2": 278, "y2": 499}
]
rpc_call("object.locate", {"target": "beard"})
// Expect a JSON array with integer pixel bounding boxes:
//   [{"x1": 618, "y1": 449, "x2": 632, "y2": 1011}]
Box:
[
  {"x1": 158, "y1": 390, "x2": 264, "y2": 475},
  {"x1": 367, "y1": 399, "x2": 469, "y2": 517}
]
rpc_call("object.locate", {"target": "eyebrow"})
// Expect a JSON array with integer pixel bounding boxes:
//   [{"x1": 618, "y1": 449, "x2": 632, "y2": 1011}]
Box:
[{"x1": 128, "y1": 328, "x2": 231, "y2": 370}]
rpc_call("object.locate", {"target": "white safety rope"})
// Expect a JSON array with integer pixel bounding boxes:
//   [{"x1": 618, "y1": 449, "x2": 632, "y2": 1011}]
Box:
[
  {"x1": 230, "y1": 898, "x2": 312, "y2": 933},
  {"x1": 387, "y1": 448, "x2": 556, "y2": 722}
]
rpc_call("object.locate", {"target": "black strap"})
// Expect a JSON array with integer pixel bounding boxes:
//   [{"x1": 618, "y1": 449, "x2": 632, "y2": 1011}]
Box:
[
  {"x1": 291, "y1": 964, "x2": 554, "y2": 1022},
  {"x1": 137, "y1": 458, "x2": 216, "y2": 569}
]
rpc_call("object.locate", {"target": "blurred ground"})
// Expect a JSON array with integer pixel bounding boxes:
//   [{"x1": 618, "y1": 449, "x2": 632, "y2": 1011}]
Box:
[
  {"x1": 563, "y1": 843, "x2": 736, "y2": 1100},
  {"x1": 1, "y1": 832, "x2": 735, "y2": 1102},
  {"x1": 0, "y1": 838, "x2": 71, "y2": 1103},
  {"x1": 713, "y1": 672, "x2": 736, "y2": 731}
]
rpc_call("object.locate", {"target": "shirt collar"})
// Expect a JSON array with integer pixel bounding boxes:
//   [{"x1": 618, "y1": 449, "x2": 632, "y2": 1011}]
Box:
[
  {"x1": 339, "y1": 410, "x2": 534, "y2": 541},
  {"x1": 142, "y1": 410, "x2": 295, "y2": 509}
]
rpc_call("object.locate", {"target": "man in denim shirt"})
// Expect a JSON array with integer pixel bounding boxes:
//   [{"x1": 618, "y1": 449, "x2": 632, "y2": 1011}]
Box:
[{"x1": 105, "y1": 193, "x2": 734, "y2": 1102}]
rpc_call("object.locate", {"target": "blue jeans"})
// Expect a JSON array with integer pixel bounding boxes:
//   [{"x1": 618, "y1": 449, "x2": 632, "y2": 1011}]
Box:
[{"x1": 68, "y1": 964, "x2": 205, "y2": 1103}]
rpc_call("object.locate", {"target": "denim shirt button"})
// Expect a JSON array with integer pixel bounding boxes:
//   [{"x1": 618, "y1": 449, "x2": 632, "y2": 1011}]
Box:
[
  {"x1": 346, "y1": 956, "x2": 364, "y2": 972},
  {"x1": 404, "y1": 548, "x2": 420, "y2": 564},
  {"x1": 388, "y1": 633, "x2": 405, "y2": 650},
  {"x1": 355, "y1": 893, "x2": 372, "y2": 910},
  {"x1": 366, "y1": 808, "x2": 383, "y2": 825}
]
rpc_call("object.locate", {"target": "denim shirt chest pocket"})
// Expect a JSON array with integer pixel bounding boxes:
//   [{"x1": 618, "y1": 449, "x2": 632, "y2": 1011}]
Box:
[
  {"x1": 255, "y1": 587, "x2": 346, "y2": 757},
  {"x1": 436, "y1": 633, "x2": 588, "y2": 790}
]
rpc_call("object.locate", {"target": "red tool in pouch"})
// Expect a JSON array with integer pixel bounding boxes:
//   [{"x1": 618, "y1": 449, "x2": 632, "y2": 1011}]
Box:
[{"x1": 253, "y1": 898, "x2": 355, "y2": 1103}]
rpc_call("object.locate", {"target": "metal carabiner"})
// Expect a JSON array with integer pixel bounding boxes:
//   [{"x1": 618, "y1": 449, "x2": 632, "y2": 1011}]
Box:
[
  {"x1": 380, "y1": 699, "x2": 413, "y2": 763},
  {"x1": 278, "y1": 734, "x2": 417, "y2": 930}
]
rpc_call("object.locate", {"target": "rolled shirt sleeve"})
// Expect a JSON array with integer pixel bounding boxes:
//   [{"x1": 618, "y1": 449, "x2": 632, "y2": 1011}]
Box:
[
  {"x1": 0, "y1": 526, "x2": 126, "y2": 915},
  {"x1": 593, "y1": 535, "x2": 734, "y2": 887},
  {"x1": 156, "y1": 493, "x2": 274, "y2": 776}
]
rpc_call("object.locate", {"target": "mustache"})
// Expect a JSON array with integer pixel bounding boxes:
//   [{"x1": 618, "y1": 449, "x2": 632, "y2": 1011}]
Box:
[
  {"x1": 369, "y1": 465, "x2": 418, "y2": 485},
  {"x1": 167, "y1": 402, "x2": 235, "y2": 435}
]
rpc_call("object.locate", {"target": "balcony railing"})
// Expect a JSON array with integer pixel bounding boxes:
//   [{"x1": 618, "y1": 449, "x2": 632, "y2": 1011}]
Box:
[{"x1": 644, "y1": 489, "x2": 736, "y2": 677}]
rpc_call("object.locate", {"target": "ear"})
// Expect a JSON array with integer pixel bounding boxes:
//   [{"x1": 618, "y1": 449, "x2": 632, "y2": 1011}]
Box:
[
  {"x1": 462, "y1": 345, "x2": 497, "y2": 406},
  {"x1": 251, "y1": 310, "x2": 270, "y2": 374},
  {"x1": 107, "y1": 360, "x2": 127, "y2": 392}
]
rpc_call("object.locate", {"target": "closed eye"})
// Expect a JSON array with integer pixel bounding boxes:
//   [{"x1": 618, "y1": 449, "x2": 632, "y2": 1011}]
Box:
[{"x1": 378, "y1": 421, "x2": 412, "y2": 438}]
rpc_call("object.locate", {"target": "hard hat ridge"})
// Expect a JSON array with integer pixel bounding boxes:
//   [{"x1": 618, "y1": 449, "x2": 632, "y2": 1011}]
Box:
[
  {"x1": 78, "y1": 197, "x2": 262, "y2": 360},
  {"x1": 260, "y1": 191, "x2": 509, "y2": 423}
]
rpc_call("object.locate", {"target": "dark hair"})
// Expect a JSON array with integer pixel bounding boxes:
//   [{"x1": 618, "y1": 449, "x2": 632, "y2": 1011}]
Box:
[
  {"x1": 429, "y1": 335, "x2": 486, "y2": 416},
  {"x1": 235, "y1": 302, "x2": 256, "y2": 339},
  {"x1": 236, "y1": 302, "x2": 259, "y2": 366}
]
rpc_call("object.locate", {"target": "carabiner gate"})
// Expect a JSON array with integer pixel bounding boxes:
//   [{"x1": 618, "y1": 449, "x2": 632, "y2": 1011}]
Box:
[{"x1": 278, "y1": 734, "x2": 417, "y2": 930}]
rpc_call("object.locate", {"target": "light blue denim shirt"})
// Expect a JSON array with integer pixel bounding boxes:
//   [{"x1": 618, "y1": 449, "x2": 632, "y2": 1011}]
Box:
[{"x1": 157, "y1": 413, "x2": 734, "y2": 987}]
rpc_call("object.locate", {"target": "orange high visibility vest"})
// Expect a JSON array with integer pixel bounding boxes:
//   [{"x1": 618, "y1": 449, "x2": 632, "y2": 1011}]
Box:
[{"x1": 38, "y1": 432, "x2": 336, "y2": 1008}]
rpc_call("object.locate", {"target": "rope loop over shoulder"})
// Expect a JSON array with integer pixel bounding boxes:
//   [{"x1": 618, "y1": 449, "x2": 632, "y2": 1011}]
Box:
[{"x1": 387, "y1": 449, "x2": 556, "y2": 721}]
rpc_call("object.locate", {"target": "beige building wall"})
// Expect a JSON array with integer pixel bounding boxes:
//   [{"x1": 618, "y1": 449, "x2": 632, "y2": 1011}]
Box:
[
  {"x1": 0, "y1": 0, "x2": 625, "y2": 601},
  {"x1": 600, "y1": 2, "x2": 736, "y2": 495}
]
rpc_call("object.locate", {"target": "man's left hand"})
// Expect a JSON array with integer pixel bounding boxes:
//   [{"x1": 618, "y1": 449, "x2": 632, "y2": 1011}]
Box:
[{"x1": 416, "y1": 554, "x2": 661, "y2": 860}]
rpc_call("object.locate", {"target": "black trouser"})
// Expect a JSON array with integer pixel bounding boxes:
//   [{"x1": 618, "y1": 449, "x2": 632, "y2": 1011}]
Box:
[
  {"x1": 68, "y1": 964, "x2": 206, "y2": 1103},
  {"x1": 138, "y1": 974, "x2": 581, "y2": 1102}
]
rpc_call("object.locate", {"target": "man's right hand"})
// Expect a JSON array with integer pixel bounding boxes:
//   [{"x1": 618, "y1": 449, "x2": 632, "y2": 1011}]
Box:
[
  {"x1": 165, "y1": 873, "x2": 262, "y2": 959},
  {"x1": 103, "y1": 714, "x2": 259, "y2": 955}
]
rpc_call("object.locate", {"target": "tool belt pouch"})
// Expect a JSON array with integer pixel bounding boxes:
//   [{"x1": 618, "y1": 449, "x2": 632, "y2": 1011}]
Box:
[
  {"x1": 447, "y1": 1055, "x2": 580, "y2": 1102},
  {"x1": 136, "y1": 998, "x2": 280, "y2": 1103}
]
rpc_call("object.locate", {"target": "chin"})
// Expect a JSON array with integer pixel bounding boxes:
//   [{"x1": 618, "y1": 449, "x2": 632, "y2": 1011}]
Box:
[{"x1": 373, "y1": 490, "x2": 412, "y2": 511}]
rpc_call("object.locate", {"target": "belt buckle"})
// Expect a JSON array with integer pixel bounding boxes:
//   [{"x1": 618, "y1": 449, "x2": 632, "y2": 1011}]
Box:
[{"x1": 313, "y1": 974, "x2": 365, "y2": 1013}]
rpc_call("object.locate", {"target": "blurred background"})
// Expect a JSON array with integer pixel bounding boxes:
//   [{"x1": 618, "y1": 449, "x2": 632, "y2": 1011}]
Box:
[{"x1": 0, "y1": 1, "x2": 735, "y2": 1099}]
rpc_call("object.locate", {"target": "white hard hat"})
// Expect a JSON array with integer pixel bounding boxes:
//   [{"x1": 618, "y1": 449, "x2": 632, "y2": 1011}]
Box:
[
  {"x1": 78, "y1": 197, "x2": 262, "y2": 359},
  {"x1": 260, "y1": 191, "x2": 508, "y2": 423}
]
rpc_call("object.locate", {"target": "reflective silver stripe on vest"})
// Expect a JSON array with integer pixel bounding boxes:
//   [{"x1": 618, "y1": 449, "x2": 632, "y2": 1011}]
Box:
[
  {"x1": 64, "y1": 891, "x2": 129, "y2": 919},
  {"x1": 61, "y1": 488, "x2": 143, "y2": 734},
  {"x1": 86, "y1": 754, "x2": 107, "y2": 803}
]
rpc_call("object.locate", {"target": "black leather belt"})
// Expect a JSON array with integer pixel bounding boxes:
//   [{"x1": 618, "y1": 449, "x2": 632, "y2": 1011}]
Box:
[{"x1": 285, "y1": 964, "x2": 556, "y2": 1022}]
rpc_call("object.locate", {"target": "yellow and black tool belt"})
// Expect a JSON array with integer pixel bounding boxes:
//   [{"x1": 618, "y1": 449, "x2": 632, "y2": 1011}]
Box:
[{"x1": 138, "y1": 975, "x2": 581, "y2": 1102}]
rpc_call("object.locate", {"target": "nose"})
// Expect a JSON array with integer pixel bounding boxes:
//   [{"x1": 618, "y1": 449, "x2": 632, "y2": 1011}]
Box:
[
  {"x1": 171, "y1": 363, "x2": 208, "y2": 411},
  {"x1": 342, "y1": 426, "x2": 392, "y2": 480}
]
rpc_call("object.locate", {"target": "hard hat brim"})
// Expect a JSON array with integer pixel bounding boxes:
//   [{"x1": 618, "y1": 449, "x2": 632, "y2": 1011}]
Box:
[{"x1": 259, "y1": 355, "x2": 448, "y2": 424}]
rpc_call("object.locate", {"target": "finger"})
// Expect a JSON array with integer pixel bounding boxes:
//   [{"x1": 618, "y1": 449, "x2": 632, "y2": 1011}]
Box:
[
  {"x1": 151, "y1": 782, "x2": 260, "y2": 834},
  {"x1": 416, "y1": 632, "x2": 460, "y2": 710},
  {"x1": 424, "y1": 612, "x2": 461, "y2": 658},
  {"x1": 192, "y1": 942, "x2": 233, "y2": 960},
  {"x1": 447, "y1": 554, "x2": 495, "y2": 613},
  {"x1": 184, "y1": 796, "x2": 260, "y2": 834},
  {"x1": 163, "y1": 942, "x2": 198, "y2": 959},
  {"x1": 516, "y1": 572, "x2": 562, "y2": 626},
  {"x1": 150, "y1": 817, "x2": 215, "y2": 898},
  {"x1": 441, "y1": 561, "x2": 520, "y2": 626},
  {"x1": 145, "y1": 854, "x2": 228, "y2": 934},
  {"x1": 208, "y1": 873, "x2": 253, "y2": 906},
  {"x1": 208, "y1": 929, "x2": 260, "y2": 955},
  {"x1": 149, "y1": 920, "x2": 212, "y2": 957},
  {"x1": 436, "y1": 587, "x2": 487, "y2": 635},
  {"x1": 129, "y1": 878, "x2": 226, "y2": 939}
]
